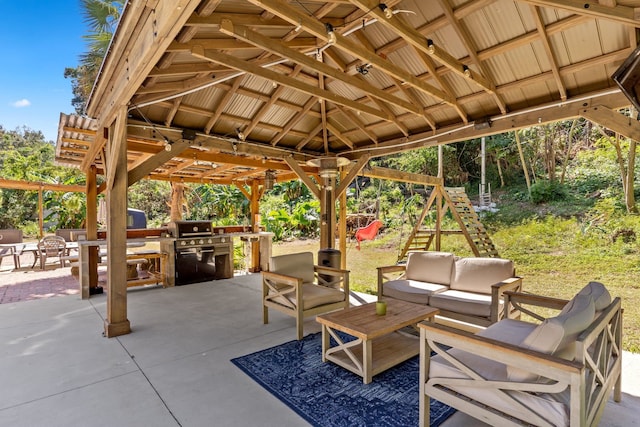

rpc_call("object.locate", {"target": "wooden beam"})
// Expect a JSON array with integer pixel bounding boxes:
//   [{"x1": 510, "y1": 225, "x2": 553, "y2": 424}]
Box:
[
  {"x1": 531, "y1": 5, "x2": 567, "y2": 101},
  {"x1": 284, "y1": 156, "x2": 320, "y2": 199},
  {"x1": 205, "y1": 76, "x2": 244, "y2": 134},
  {"x1": 0, "y1": 178, "x2": 85, "y2": 193},
  {"x1": 348, "y1": 0, "x2": 496, "y2": 97},
  {"x1": 104, "y1": 106, "x2": 131, "y2": 338},
  {"x1": 246, "y1": 0, "x2": 455, "y2": 106},
  {"x1": 580, "y1": 105, "x2": 640, "y2": 141},
  {"x1": 87, "y1": 0, "x2": 202, "y2": 124},
  {"x1": 167, "y1": 37, "x2": 320, "y2": 52},
  {"x1": 363, "y1": 166, "x2": 444, "y2": 186},
  {"x1": 190, "y1": 47, "x2": 395, "y2": 123},
  {"x1": 127, "y1": 139, "x2": 193, "y2": 185},
  {"x1": 86, "y1": 165, "x2": 100, "y2": 293},
  {"x1": 340, "y1": 90, "x2": 630, "y2": 159},
  {"x1": 336, "y1": 154, "x2": 370, "y2": 197},
  {"x1": 219, "y1": 20, "x2": 429, "y2": 119},
  {"x1": 519, "y1": 0, "x2": 640, "y2": 26}
]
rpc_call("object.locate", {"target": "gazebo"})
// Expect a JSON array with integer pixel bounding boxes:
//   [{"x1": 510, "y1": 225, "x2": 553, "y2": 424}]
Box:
[{"x1": 55, "y1": 0, "x2": 640, "y2": 337}]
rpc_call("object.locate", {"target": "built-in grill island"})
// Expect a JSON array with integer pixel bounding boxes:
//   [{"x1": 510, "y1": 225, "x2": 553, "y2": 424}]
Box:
[{"x1": 160, "y1": 220, "x2": 234, "y2": 286}]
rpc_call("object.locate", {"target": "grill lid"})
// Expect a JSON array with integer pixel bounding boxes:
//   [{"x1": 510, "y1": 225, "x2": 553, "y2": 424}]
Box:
[{"x1": 168, "y1": 221, "x2": 213, "y2": 238}]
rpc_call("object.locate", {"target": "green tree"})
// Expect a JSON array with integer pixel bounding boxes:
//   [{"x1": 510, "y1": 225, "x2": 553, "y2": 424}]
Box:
[
  {"x1": 0, "y1": 127, "x2": 85, "y2": 231},
  {"x1": 64, "y1": 0, "x2": 122, "y2": 113}
]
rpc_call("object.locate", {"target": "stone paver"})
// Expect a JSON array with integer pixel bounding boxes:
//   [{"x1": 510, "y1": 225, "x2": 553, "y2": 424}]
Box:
[{"x1": 0, "y1": 251, "x2": 80, "y2": 304}]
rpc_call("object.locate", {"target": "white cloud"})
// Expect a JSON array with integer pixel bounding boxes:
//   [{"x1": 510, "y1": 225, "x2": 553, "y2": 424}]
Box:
[{"x1": 12, "y1": 99, "x2": 31, "y2": 108}]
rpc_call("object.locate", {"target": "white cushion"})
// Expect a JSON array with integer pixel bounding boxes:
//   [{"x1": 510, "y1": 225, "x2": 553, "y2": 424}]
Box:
[
  {"x1": 405, "y1": 251, "x2": 454, "y2": 285},
  {"x1": 570, "y1": 281, "x2": 611, "y2": 311},
  {"x1": 383, "y1": 279, "x2": 448, "y2": 305},
  {"x1": 270, "y1": 283, "x2": 345, "y2": 310},
  {"x1": 300, "y1": 284, "x2": 345, "y2": 310},
  {"x1": 429, "y1": 289, "x2": 495, "y2": 317},
  {"x1": 507, "y1": 295, "x2": 595, "y2": 381},
  {"x1": 429, "y1": 350, "x2": 568, "y2": 427},
  {"x1": 450, "y1": 257, "x2": 514, "y2": 293},
  {"x1": 270, "y1": 252, "x2": 315, "y2": 284}
]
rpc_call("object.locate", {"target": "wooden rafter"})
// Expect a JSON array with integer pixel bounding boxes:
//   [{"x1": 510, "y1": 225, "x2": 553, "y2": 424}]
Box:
[
  {"x1": 190, "y1": 48, "x2": 394, "y2": 123},
  {"x1": 530, "y1": 5, "x2": 567, "y2": 101},
  {"x1": 319, "y1": 73, "x2": 329, "y2": 153},
  {"x1": 243, "y1": 66, "x2": 303, "y2": 139},
  {"x1": 350, "y1": 31, "x2": 428, "y2": 133},
  {"x1": 410, "y1": 47, "x2": 468, "y2": 123},
  {"x1": 205, "y1": 76, "x2": 244, "y2": 134},
  {"x1": 272, "y1": 97, "x2": 318, "y2": 146},
  {"x1": 519, "y1": 0, "x2": 640, "y2": 26},
  {"x1": 246, "y1": 0, "x2": 455, "y2": 107},
  {"x1": 432, "y1": 0, "x2": 507, "y2": 114},
  {"x1": 219, "y1": 20, "x2": 432, "y2": 121}
]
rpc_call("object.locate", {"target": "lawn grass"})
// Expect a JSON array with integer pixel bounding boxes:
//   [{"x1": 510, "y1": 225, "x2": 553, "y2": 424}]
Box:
[{"x1": 273, "y1": 221, "x2": 640, "y2": 353}]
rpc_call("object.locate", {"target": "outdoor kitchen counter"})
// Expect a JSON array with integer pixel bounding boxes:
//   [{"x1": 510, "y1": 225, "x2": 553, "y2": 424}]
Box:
[
  {"x1": 77, "y1": 238, "x2": 175, "y2": 299},
  {"x1": 225, "y1": 231, "x2": 273, "y2": 273}
]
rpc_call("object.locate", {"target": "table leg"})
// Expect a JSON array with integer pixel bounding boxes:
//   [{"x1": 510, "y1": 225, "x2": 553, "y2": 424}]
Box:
[
  {"x1": 321, "y1": 325, "x2": 329, "y2": 362},
  {"x1": 30, "y1": 250, "x2": 39, "y2": 269},
  {"x1": 363, "y1": 339, "x2": 373, "y2": 384}
]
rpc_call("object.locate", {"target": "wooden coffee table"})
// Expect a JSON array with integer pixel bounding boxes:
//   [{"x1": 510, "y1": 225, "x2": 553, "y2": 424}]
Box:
[{"x1": 316, "y1": 300, "x2": 439, "y2": 384}]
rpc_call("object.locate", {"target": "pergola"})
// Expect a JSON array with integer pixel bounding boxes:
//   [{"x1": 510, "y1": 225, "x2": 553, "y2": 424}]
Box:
[{"x1": 56, "y1": 0, "x2": 640, "y2": 337}]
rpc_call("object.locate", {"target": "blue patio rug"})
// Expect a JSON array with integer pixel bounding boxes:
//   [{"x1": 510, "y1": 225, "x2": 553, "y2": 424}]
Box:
[{"x1": 231, "y1": 332, "x2": 456, "y2": 427}]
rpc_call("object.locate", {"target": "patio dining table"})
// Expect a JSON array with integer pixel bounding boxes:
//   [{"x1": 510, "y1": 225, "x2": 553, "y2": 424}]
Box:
[{"x1": 22, "y1": 242, "x2": 79, "y2": 269}]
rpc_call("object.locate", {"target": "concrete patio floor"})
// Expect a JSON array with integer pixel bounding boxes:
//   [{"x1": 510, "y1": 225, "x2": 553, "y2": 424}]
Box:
[{"x1": 0, "y1": 272, "x2": 638, "y2": 426}]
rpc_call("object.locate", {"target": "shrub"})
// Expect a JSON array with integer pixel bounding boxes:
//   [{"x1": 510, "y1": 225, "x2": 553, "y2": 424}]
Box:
[{"x1": 530, "y1": 180, "x2": 568, "y2": 204}]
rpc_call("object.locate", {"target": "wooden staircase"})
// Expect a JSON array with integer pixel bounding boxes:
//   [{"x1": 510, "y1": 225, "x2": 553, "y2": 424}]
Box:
[{"x1": 398, "y1": 186, "x2": 499, "y2": 262}]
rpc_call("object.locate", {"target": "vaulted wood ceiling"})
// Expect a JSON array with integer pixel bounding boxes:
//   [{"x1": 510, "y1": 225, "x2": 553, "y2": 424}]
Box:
[{"x1": 56, "y1": 0, "x2": 640, "y2": 186}]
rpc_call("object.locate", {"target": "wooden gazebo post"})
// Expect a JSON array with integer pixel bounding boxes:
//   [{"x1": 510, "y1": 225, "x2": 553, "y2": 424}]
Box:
[
  {"x1": 86, "y1": 164, "x2": 100, "y2": 294},
  {"x1": 104, "y1": 107, "x2": 130, "y2": 338}
]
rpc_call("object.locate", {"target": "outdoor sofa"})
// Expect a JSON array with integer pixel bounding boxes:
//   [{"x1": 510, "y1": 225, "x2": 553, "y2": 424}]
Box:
[{"x1": 377, "y1": 251, "x2": 522, "y2": 327}]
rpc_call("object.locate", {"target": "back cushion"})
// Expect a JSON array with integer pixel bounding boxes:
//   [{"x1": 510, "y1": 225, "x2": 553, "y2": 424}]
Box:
[
  {"x1": 405, "y1": 251, "x2": 454, "y2": 285},
  {"x1": 507, "y1": 295, "x2": 595, "y2": 381},
  {"x1": 450, "y1": 257, "x2": 514, "y2": 293},
  {"x1": 270, "y1": 252, "x2": 315, "y2": 284},
  {"x1": 569, "y1": 281, "x2": 611, "y2": 312}
]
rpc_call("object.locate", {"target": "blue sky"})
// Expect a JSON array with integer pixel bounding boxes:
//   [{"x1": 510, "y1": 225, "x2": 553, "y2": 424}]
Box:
[{"x1": 0, "y1": 0, "x2": 86, "y2": 142}]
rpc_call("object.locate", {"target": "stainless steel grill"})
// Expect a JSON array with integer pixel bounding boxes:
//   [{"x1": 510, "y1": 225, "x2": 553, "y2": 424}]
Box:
[{"x1": 166, "y1": 221, "x2": 233, "y2": 285}]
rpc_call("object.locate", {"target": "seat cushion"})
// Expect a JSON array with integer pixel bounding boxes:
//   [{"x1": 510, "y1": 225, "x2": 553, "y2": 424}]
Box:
[
  {"x1": 270, "y1": 252, "x2": 315, "y2": 284},
  {"x1": 405, "y1": 251, "x2": 454, "y2": 285},
  {"x1": 429, "y1": 318, "x2": 570, "y2": 427},
  {"x1": 450, "y1": 257, "x2": 514, "y2": 293},
  {"x1": 300, "y1": 284, "x2": 345, "y2": 310},
  {"x1": 429, "y1": 289, "x2": 494, "y2": 317},
  {"x1": 429, "y1": 349, "x2": 568, "y2": 427},
  {"x1": 383, "y1": 279, "x2": 448, "y2": 305}
]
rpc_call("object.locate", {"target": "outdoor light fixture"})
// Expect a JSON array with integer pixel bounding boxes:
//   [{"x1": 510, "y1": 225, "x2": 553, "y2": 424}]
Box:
[
  {"x1": 463, "y1": 64, "x2": 471, "y2": 77},
  {"x1": 426, "y1": 38, "x2": 435, "y2": 54},
  {"x1": 325, "y1": 23, "x2": 336, "y2": 45},
  {"x1": 306, "y1": 156, "x2": 350, "y2": 178},
  {"x1": 236, "y1": 127, "x2": 246, "y2": 141},
  {"x1": 356, "y1": 64, "x2": 371, "y2": 75},
  {"x1": 264, "y1": 170, "x2": 275, "y2": 190},
  {"x1": 163, "y1": 137, "x2": 172, "y2": 152},
  {"x1": 473, "y1": 118, "x2": 492, "y2": 130},
  {"x1": 195, "y1": 160, "x2": 217, "y2": 169},
  {"x1": 182, "y1": 128, "x2": 197, "y2": 141},
  {"x1": 379, "y1": 3, "x2": 394, "y2": 19}
]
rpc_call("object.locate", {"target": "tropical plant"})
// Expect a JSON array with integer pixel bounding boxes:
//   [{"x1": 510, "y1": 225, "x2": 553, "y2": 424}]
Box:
[{"x1": 64, "y1": 0, "x2": 122, "y2": 113}]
